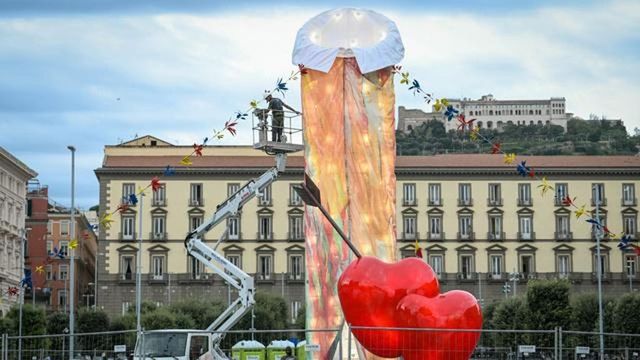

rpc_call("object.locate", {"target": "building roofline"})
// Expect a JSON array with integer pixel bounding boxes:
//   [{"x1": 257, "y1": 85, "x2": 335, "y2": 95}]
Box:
[{"x1": 0, "y1": 146, "x2": 38, "y2": 179}]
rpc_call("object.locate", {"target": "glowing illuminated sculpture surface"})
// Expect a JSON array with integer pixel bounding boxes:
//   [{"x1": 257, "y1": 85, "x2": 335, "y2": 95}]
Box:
[{"x1": 293, "y1": 8, "x2": 482, "y2": 359}]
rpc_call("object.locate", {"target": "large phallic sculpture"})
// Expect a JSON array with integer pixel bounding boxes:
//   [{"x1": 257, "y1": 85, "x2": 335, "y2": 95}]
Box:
[
  {"x1": 293, "y1": 8, "x2": 482, "y2": 360},
  {"x1": 292, "y1": 8, "x2": 403, "y2": 359}
]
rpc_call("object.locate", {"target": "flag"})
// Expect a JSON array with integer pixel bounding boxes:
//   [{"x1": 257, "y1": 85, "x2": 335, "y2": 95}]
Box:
[{"x1": 414, "y1": 239, "x2": 423, "y2": 258}]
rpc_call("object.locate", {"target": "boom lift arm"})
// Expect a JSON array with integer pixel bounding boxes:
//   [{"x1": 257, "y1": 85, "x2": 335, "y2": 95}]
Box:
[{"x1": 183, "y1": 153, "x2": 288, "y2": 357}]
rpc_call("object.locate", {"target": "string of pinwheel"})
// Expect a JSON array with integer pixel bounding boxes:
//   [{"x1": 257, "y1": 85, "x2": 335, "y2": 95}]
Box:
[
  {"x1": 6, "y1": 65, "x2": 309, "y2": 299},
  {"x1": 99, "y1": 64, "x2": 306, "y2": 230},
  {"x1": 396, "y1": 66, "x2": 635, "y2": 255}
]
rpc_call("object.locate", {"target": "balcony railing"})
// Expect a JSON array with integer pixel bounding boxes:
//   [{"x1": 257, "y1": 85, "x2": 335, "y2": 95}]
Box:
[
  {"x1": 401, "y1": 232, "x2": 420, "y2": 241},
  {"x1": 487, "y1": 198, "x2": 503, "y2": 207},
  {"x1": 622, "y1": 198, "x2": 637, "y2": 206},
  {"x1": 517, "y1": 198, "x2": 532, "y2": 207},
  {"x1": 148, "y1": 273, "x2": 166, "y2": 283},
  {"x1": 428, "y1": 232, "x2": 444, "y2": 241},
  {"x1": 457, "y1": 232, "x2": 475, "y2": 241},
  {"x1": 287, "y1": 232, "x2": 304, "y2": 241},
  {"x1": 256, "y1": 273, "x2": 274, "y2": 282},
  {"x1": 287, "y1": 272, "x2": 305, "y2": 282},
  {"x1": 256, "y1": 232, "x2": 274, "y2": 241},
  {"x1": 518, "y1": 232, "x2": 536, "y2": 241},
  {"x1": 150, "y1": 232, "x2": 167, "y2": 241},
  {"x1": 189, "y1": 198, "x2": 204, "y2": 207},
  {"x1": 458, "y1": 199, "x2": 473, "y2": 207},
  {"x1": 119, "y1": 232, "x2": 136, "y2": 241},
  {"x1": 456, "y1": 272, "x2": 476, "y2": 281},
  {"x1": 258, "y1": 198, "x2": 272, "y2": 207},
  {"x1": 402, "y1": 198, "x2": 417, "y2": 206},
  {"x1": 591, "y1": 198, "x2": 607, "y2": 207},
  {"x1": 289, "y1": 199, "x2": 303, "y2": 207},
  {"x1": 151, "y1": 198, "x2": 167, "y2": 207},
  {"x1": 227, "y1": 232, "x2": 241, "y2": 241},
  {"x1": 487, "y1": 232, "x2": 505, "y2": 241},
  {"x1": 428, "y1": 199, "x2": 442, "y2": 206},
  {"x1": 554, "y1": 232, "x2": 573, "y2": 241},
  {"x1": 119, "y1": 273, "x2": 135, "y2": 282},
  {"x1": 489, "y1": 273, "x2": 505, "y2": 281}
]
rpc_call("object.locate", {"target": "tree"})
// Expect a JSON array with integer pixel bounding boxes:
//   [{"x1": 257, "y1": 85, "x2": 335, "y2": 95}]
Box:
[
  {"x1": 294, "y1": 305, "x2": 305, "y2": 329},
  {"x1": 491, "y1": 297, "x2": 529, "y2": 346},
  {"x1": 47, "y1": 312, "x2": 69, "y2": 335},
  {"x1": 571, "y1": 294, "x2": 599, "y2": 331},
  {"x1": 613, "y1": 293, "x2": 640, "y2": 334},
  {"x1": 168, "y1": 299, "x2": 225, "y2": 329},
  {"x1": 142, "y1": 308, "x2": 177, "y2": 330},
  {"x1": 526, "y1": 280, "x2": 571, "y2": 330},
  {"x1": 77, "y1": 309, "x2": 110, "y2": 333},
  {"x1": 4, "y1": 304, "x2": 47, "y2": 336}
]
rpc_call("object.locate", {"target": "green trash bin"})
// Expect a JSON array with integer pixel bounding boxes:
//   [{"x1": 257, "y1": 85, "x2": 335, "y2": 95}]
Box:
[
  {"x1": 231, "y1": 340, "x2": 266, "y2": 360},
  {"x1": 266, "y1": 340, "x2": 295, "y2": 360},
  {"x1": 295, "y1": 340, "x2": 306, "y2": 360}
]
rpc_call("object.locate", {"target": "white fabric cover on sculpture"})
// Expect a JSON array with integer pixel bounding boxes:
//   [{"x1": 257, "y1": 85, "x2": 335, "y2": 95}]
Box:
[{"x1": 292, "y1": 8, "x2": 404, "y2": 74}]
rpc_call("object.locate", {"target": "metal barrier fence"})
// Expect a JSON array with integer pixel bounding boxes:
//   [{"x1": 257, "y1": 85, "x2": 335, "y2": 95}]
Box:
[{"x1": 2, "y1": 327, "x2": 640, "y2": 359}]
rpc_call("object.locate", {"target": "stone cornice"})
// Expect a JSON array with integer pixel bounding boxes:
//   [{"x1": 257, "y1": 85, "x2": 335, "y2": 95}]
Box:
[{"x1": 95, "y1": 166, "x2": 640, "y2": 178}]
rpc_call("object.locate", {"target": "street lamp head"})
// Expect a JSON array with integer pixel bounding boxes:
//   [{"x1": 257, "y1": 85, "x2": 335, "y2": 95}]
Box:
[{"x1": 67, "y1": 145, "x2": 76, "y2": 152}]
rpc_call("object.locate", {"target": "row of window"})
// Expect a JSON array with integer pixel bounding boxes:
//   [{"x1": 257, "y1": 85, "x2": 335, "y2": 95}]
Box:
[
  {"x1": 402, "y1": 183, "x2": 636, "y2": 207},
  {"x1": 118, "y1": 212, "x2": 305, "y2": 241},
  {"x1": 118, "y1": 253, "x2": 305, "y2": 282},
  {"x1": 404, "y1": 251, "x2": 638, "y2": 280},
  {"x1": 0, "y1": 198, "x2": 23, "y2": 227},
  {"x1": 467, "y1": 109, "x2": 549, "y2": 116},
  {"x1": 401, "y1": 211, "x2": 637, "y2": 241},
  {"x1": 122, "y1": 183, "x2": 303, "y2": 208},
  {"x1": 0, "y1": 171, "x2": 24, "y2": 196}
]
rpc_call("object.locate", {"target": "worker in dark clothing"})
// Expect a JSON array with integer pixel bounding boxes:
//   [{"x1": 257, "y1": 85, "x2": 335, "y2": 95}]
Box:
[
  {"x1": 265, "y1": 94, "x2": 301, "y2": 142},
  {"x1": 282, "y1": 346, "x2": 296, "y2": 360}
]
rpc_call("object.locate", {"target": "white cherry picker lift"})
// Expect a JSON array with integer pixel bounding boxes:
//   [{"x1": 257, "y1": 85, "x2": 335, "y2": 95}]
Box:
[{"x1": 134, "y1": 111, "x2": 303, "y2": 360}]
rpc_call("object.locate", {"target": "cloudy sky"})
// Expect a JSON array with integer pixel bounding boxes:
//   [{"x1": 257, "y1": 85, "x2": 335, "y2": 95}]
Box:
[{"x1": 0, "y1": 0, "x2": 638, "y2": 209}]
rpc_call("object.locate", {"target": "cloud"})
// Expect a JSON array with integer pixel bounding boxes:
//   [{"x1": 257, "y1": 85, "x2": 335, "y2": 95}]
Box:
[{"x1": 0, "y1": 1, "x2": 638, "y2": 208}]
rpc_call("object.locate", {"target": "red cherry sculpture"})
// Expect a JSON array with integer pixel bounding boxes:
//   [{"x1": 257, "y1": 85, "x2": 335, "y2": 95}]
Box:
[{"x1": 337, "y1": 256, "x2": 482, "y2": 359}]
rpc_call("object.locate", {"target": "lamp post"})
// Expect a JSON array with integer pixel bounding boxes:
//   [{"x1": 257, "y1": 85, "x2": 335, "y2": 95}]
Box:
[
  {"x1": 136, "y1": 192, "x2": 144, "y2": 334},
  {"x1": 594, "y1": 185, "x2": 605, "y2": 360},
  {"x1": 67, "y1": 145, "x2": 76, "y2": 360}
]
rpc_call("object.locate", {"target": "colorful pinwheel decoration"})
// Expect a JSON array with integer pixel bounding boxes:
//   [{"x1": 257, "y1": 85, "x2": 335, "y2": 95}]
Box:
[
  {"x1": 503, "y1": 153, "x2": 517, "y2": 165},
  {"x1": 298, "y1": 64, "x2": 308, "y2": 75},
  {"x1": 151, "y1": 177, "x2": 162, "y2": 192},
  {"x1": 69, "y1": 239, "x2": 78, "y2": 250},
  {"x1": 433, "y1": 98, "x2": 449, "y2": 112},
  {"x1": 574, "y1": 205, "x2": 587, "y2": 219},
  {"x1": 20, "y1": 270, "x2": 32, "y2": 289},
  {"x1": 516, "y1": 161, "x2": 534, "y2": 177},
  {"x1": 470, "y1": 126, "x2": 480, "y2": 141},
  {"x1": 235, "y1": 111, "x2": 248, "y2": 121},
  {"x1": 444, "y1": 105, "x2": 459, "y2": 121},
  {"x1": 100, "y1": 213, "x2": 114, "y2": 229},
  {"x1": 275, "y1": 78, "x2": 288, "y2": 95},
  {"x1": 128, "y1": 194, "x2": 139, "y2": 206},
  {"x1": 180, "y1": 156, "x2": 193, "y2": 166},
  {"x1": 399, "y1": 72, "x2": 410, "y2": 85},
  {"x1": 35, "y1": 265, "x2": 45, "y2": 275},
  {"x1": 50, "y1": 246, "x2": 66, "y2": 259},
  {"x1": 456, "y1": 114, "x2": 477, "y2": 131},
  {"x1": 537, "y1": 177, "x2": 553, "y2": 196},
  {"x1": 163, "y1": 166, "x2": 176, "y2": 177},
  {"x1": 224, "y1": 120, "x2": 238, "y2": 136},
  {"x1": 491, "y1": 143, "x2": 501, "y2": 154},
  {"x1": 408, "y1": 79, "x2": 422, "y2": 95},
  {"x1": 561, "y1": 196, "x2": 576, "y2": 207},
  {"x1": 7, "y1": 287, "x2": 19, "y2": 297},
  {"x1": 193, "y1": 143, "x2": 204, "y2": 157}
]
